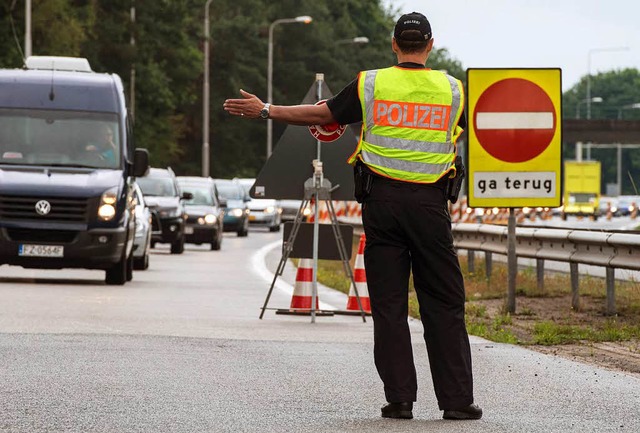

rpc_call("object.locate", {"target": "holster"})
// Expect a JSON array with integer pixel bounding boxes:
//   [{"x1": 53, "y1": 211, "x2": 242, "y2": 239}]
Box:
[
  {"x1": 353, "y1": 161, "x2": 374, "y2": 203},
  {"x1": 446, "y1": 156, "x2": 465, "y2": 204}
]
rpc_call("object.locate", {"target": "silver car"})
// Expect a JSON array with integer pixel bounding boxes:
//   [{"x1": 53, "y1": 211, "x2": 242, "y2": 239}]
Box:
[{"x1": 132, "y1": 183, "x2": 151, "y2": 270}]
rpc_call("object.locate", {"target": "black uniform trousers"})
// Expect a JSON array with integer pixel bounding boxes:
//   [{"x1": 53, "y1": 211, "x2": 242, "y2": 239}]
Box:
[{"x1": 361, "y1": 175, "x2": 474, "y2": 410}]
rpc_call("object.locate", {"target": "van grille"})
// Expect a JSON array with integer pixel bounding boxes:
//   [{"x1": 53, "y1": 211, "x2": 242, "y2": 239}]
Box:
[
  {"x1": 6, "y1": 228, "x2": 78, "y2": 243},
  {"x1": 0, "y1": 195, "x2": 89, "y2": 223}
]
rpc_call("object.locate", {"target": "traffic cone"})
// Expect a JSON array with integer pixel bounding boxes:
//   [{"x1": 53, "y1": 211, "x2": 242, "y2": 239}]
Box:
[
  {"x1": 290, "y1": 258, "x2": 319, "y2": 310},
  {"x1": 344, "y1": 233, "x2": 371, "y2": 314},
  {"x1": 275, "y1": 258, "x2": 334, "y2": 317}
]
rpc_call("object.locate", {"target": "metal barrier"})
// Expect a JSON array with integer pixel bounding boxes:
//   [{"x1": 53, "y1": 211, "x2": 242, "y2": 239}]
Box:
[
  {"x1": 343, "y1": 218, "x2": 640, "y2": 315},
  {"x1": 452, "y1": 223, "x2": 640, "y2": 315}
]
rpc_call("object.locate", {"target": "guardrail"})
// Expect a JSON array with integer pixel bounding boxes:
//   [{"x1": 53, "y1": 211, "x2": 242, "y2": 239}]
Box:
[
  {"x1": 342, "y1": 217, "x2": 640, "y2": 315},
  {"x1": 453, "y1": 223, "x2": 640, "y2": 315}
]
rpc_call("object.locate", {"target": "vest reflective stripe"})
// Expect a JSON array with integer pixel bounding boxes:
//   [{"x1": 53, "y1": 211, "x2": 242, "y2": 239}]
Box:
[
  {"x1": 365, "y1": 133, "x2": 453, "y2": 155},
  {"x1": 349, "y1": 67, "x2": 464, "y2": 184},
  {"x1": 361, "y1": 150, "x2": 453, "y2": 176}
]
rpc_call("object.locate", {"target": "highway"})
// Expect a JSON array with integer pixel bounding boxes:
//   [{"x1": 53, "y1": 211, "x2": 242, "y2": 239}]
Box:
[{"x1": 1, "y1": 228, "x2": 639, "y2": 433}]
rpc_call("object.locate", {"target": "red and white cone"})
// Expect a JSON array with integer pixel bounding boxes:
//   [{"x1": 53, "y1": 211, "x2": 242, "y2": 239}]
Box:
[
  {"x1": 290, "y1": 258, "x2": 319, "y2": 311},
  {"x1": 345, "y1": 233, "x2": 371, "y2": 314}
]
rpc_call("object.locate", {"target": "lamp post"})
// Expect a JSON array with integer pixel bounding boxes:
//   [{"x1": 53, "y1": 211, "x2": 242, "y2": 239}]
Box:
[
  {"x1": 576, "y1": 96, "x2": 603, "y2": 119},
  {"x1": 25, "y1": 0, "x2": 32, "y2": 57},
  {"x1": 617, "y1": 102, "x2": 640, "y2": 119},
  {"x1": 202, "y1": 0, "x2": 213, "y2": 177},
  {"x1": 267, "y1": 15, "x2": 312, "y2": 159},
  {"x1": 335, "y1": 36, "x2": 370, "y2": 45},
  {"x1": 586, "y1": 46, "x2": 629, "y2": 119}
]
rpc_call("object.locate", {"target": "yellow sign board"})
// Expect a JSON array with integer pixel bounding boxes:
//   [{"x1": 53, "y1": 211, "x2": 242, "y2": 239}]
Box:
[{"x1": 467, "y1": 68, "x2": 562, "y2": 208}]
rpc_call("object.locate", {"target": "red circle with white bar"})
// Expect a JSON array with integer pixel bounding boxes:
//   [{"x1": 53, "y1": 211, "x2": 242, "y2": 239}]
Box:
[{"x1": 474, "y1": 78, "x2": 556, "y2": 163}]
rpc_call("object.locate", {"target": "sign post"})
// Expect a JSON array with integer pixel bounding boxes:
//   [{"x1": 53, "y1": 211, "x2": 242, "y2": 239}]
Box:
[{"x1": 467, "y1": 68, "x2": 562, "y2": 313}]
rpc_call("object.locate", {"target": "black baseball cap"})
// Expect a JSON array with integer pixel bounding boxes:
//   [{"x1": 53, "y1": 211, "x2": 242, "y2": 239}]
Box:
[{"x1": 393, "y1": 12, "x2": 432, "y2": 41}]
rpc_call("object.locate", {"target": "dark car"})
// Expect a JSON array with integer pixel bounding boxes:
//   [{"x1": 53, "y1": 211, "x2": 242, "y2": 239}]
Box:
[
  {"x1": 213, "y1": 179, "x2": 250, "y2": 237},
  {"x1": 136, "y1": 167, "x2": 190, "y2": 254},
  {"x1": 176, "y1": 176, "x2": 224, "y2": 250},
  {"x1": 0, "y1": 56, "x2": 149, "y2": 285}
]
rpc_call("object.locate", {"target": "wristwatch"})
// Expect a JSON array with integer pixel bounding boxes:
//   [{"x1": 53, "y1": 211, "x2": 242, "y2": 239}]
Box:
[{"x1": 259, "y1": 103, "x2": 271, "y2": 120}]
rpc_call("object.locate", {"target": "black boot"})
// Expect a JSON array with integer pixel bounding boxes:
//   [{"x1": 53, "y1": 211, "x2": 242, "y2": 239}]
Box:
[
  {"x1": 442, "y1": 403, "x2": 483, "y2": 420},
  {"x1": 381, "y1": 402, "x2": 413, "y2": 419}
]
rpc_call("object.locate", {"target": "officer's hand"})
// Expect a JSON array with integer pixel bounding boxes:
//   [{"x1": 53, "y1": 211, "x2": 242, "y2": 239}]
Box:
[{"x1": 223, "y1": 89, "x2": 264, "y2": 119}]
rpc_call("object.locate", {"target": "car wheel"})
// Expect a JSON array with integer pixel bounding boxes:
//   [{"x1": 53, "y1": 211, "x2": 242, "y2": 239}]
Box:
[
  {"x1": 211, "y1": 230, "x2": 222, "y2": 250},
  {"x1": 171, "y1": 235, "x2": 185, "y2": 254},
  {"x1": 133, "y1": 253, "x2": 149, "y2": 270},
  {"x1": 105, "y1": 251, "x2": 127, "y2": 285},
  {"x1": 238, "y1": 219, "x2": 249, "y2": 237},
  {"x1": 126, "y1": 252, "x2": 134, "y2": 281},
  {"x1": 269, "y1": 223, "x2": 280, "y2": 232}
]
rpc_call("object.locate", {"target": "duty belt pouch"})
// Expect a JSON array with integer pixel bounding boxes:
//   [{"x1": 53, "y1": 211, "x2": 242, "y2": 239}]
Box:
[
  {"x1": 447, "y1": 156, "x2": 465, "y2": 204},
  {"x1": 354, "y1": 161, "x2": 373, "y2": 203}
]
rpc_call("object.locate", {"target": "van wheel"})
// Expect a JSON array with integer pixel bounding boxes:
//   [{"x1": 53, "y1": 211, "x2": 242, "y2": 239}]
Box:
[
  {"x1": 106, "y1": 253, "x2": 127, "y2": 285},
  {"x1": 171, "y1": 235, "x2": 185, "y2": 254}
]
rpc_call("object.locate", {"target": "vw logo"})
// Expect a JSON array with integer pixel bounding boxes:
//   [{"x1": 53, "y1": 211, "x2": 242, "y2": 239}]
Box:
[{"x1": 35, "y1": 200, "x2": 51, "y2": 216}]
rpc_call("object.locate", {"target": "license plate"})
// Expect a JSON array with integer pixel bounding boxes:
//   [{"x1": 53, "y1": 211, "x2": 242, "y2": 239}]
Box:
[
  {"x1": 249, "y1": 215, "x2": 256, "y2": 221},
  {"x1": 184, "y1": 226, "x2": 194, "y2": 234},
  {"x1": 19, "y1": 244, "x2": 64, "y2": 258}
]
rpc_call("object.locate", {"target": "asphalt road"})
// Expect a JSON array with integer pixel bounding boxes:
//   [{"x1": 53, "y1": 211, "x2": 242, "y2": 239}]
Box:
[{"x1": 1, "y1": 228, "x2": 639, "y2": 433}]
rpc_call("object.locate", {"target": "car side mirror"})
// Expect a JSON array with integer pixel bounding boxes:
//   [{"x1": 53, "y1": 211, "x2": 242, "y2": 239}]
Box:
[
  {"x1": 181, "y1": 191, "x2": 193, "y2": 200},
  {"x1": 133, "y1": 148, "x2": 150, "y2": 177}
]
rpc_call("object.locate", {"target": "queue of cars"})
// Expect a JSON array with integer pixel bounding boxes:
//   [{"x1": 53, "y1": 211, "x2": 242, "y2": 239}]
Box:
[{"x1": 127, "y1": 175, "x2": 282, "y2": 266}]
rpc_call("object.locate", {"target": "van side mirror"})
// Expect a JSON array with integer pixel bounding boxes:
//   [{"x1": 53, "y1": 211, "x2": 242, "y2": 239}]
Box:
[
  {"x1": 133, "y1": 148, "x2": 150, "y2": 177},
  {"x1": 219, "y1": 197, "x2": 228, "y2": 208}
]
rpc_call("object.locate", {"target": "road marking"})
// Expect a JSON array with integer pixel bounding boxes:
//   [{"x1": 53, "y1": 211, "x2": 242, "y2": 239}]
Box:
[{"x1": 251, "y1": 240, "x2": 336, "y2": 310}]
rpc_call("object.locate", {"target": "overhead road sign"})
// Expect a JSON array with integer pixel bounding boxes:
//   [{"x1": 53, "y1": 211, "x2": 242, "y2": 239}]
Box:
[{"x1": 467, "y1": 68, "x2": 562, "y2": 208}]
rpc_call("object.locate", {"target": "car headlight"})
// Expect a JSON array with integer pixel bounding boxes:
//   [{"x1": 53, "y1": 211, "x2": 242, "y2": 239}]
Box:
[
  {"x1": 204, "y1": 214, "x2": 217, "y2": 225},
  {"x1": 230, "y1": 208, "x2": 243, "y2": 217},
  {"x1": 98, "y1": 187, "x2": 118, "y2": 221},
  {"x1": 265, "y1": 206, "x2": 275, "y2": 214}
]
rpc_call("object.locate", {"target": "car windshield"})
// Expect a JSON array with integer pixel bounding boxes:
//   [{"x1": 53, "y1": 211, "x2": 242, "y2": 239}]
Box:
[
  {"x1": 0, "y1": 108, "x2": 121, "y2": 169},
  {"x1": 216, "y1": 183, "x2": 243, "y2": 200},
  {"x1": 180, "y1": 185, "x2": 213, "y2": 206},
  {"x1": 137, "y1": 177, "x2": 177, "y2": 196}
]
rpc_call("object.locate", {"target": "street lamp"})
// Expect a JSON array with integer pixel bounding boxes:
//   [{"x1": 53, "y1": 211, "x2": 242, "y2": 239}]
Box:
[
  {"x1": 267, "y1": 15, "x2": 313, "y2": 159},
  {"x1": 617, "y1": 102, "x2": 640, "y2": 120},
  {"x1": 576, "y1": 96, "x2": 603, "y2": 119},
  {"x1": 336, "y1": 36, "x2": 370, "y2": 45},
  {"x1": 202, "y1": 0, "x2": 213, "y2": 177},
  {"x1": 586, "y1": 46, "x2": 629, "y2": 119}
]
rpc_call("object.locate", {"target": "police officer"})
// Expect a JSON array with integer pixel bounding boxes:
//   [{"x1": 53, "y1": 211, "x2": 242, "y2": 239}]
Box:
[{"x1": 223, "y1": 11, "x2": 482, "y2": 421}]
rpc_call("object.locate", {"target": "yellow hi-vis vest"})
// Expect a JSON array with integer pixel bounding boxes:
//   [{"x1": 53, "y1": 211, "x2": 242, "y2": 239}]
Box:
[{"x1": 348, "y1": 66, "x2": 465, "y2": 183}]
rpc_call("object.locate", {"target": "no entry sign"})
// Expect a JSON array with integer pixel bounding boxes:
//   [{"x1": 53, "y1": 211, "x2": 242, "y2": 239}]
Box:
[
  {"x1": 474, "y1": 78, "x2": 556, "y2": 163},
  {"x1": 467, "y1": 69, "x2": 562, "y2": 208}
]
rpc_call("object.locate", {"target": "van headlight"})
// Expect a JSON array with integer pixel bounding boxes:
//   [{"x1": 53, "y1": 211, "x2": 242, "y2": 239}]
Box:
[
  {"x1": 265, "y1": 206, "x2": 275, "y2": 214},
  {"x1": 98, "y1": 187, "x2": 118, "y2": 221}
]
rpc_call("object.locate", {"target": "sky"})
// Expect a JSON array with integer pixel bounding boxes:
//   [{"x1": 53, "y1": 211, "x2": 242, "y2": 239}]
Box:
[{"x1": 384, "y1": 0, "x2": 640, "y2": 91}]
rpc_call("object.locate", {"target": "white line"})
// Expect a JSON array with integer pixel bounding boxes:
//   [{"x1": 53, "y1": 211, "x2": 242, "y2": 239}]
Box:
[
  {"x1": 476, "y1": 112, "x2": 553, "y2": 130},
  {"x1": 251, "y1": 240, "x2": 337, "y2": 310}
]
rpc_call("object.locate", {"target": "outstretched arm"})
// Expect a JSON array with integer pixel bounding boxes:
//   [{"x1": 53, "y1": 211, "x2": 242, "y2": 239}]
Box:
[{"x1": 223, "y1": 89, "x2": 335, "y2": 126}]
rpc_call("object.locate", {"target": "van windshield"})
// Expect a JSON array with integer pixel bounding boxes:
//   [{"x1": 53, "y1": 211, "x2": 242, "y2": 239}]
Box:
[{"x1": 0, "y1": 108, "x2": 121, "y2": 169}]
